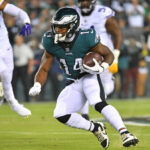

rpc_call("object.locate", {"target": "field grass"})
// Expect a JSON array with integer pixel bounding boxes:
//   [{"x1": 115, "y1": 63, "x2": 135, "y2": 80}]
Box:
[{"x1": 0, "y1": 99, "x2": 150, "y2": 150}]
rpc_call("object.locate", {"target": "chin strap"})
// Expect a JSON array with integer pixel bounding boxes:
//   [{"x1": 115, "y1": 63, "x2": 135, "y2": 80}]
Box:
[{"x1": 54, "y1": 34, "x2": 66, "y2": 44}]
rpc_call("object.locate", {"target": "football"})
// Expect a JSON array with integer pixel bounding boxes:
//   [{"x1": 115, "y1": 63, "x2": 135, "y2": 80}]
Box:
[{"x1": 83, "y1": 52, "x2": 103, "y2": 67}]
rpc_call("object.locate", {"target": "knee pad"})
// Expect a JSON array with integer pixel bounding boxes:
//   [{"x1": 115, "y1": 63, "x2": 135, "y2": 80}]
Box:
[
  {"x1": 95, "y1": 101, "x2": 108, "y2": 113},
  {"x1": 56, "y1": 114, "x2": 71, "y2": 124}
]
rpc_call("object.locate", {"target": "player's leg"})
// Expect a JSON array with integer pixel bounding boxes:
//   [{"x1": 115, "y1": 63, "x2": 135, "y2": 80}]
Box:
[
  {"x1": 83, "y1": 74, "x2": 139, "y2": 147},
  {"x1": 0, "y1": 77, "x2": 4, "y2": 105},
  {"x1": 54, "y1": 80, "x2": 109, "y2": 149},
  {"x1": 0, "y1": 43, "x2": 31, "y2": 116},
  {"x1": 0, "y1": 77, "x2": 4, "y2": 98},
  {"x1": 100, "y1": 70, "x2": 114, "y2": 96},
  {"x1": 80, "y1": 70, "x2": 114, "y2": 120},
  {"x1": 12, "y1": 66, "x2": 19, "y2": 98},
  {"x1": 80, "y1": 101, "x2": 89, "y2": 120}
]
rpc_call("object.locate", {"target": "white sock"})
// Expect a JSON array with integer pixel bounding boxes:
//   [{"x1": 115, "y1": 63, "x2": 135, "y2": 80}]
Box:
[
  {"x1": 66, "y1": 113, "x2": 94, "y2": 131},
  {"x1": 119, "y1": 128, "x2": 128, "y2": 135},
  {"x1": 101, "y1": 105, "x2": 126, "y2": 131}
]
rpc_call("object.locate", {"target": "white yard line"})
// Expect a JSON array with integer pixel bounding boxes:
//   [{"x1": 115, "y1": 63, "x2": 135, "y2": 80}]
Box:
[
  {"x1": 0, "y1": 131, "x2": 149, "y2": 136},
  {"x1": 124, "y1": 121, "x2": 150, "y2": 126},
  {"x1": 92, "y1": 117, "x2": 150, "y2": 127}
]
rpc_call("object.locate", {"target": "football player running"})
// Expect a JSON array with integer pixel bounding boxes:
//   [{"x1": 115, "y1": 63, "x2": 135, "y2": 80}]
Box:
[
  {"x1": 0, "y1": 0, "x2": 31, "y2": 117},
  {"x1": 29, "y1": 7, "x2": 138, "y2": 148},
  {"x1": 75, "y1": 0, "x2": 121, "y2": 121}
]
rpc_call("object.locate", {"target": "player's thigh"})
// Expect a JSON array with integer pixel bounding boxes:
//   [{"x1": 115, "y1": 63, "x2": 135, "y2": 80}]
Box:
[
  {"x1": 0, "y1": 58, "x2": 6, "y2": 74},
  {"x1": 0, "y1": 40, "x2": 14, "y2": 72},
  {"x1": 0, "y1": 47, "x2": 13, "y2": 83},
  {"x1": 54, "y1": 84, "x2": 85, "y2": 118},
  {"x1": 83, "y1": 74, "x2": 106, "y2": 107},
  {"x1": 4, "y1": 47, "x2": 14, "y2": 71}
]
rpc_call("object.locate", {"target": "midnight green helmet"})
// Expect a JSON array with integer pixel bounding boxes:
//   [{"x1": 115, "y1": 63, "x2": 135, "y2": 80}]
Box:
[{"x1": 51, "y1": 7, "x2": 80, "y2": 43}]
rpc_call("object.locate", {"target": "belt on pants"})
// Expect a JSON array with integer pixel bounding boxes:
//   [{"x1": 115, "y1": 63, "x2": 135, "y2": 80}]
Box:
[{"x1": 66, "y1": 72, "x2": 88, "y2": 86}]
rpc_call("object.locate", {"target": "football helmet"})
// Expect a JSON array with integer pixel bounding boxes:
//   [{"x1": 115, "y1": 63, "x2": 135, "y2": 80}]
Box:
[
  {"x1": 78, "y1": 0, "x2": 97, "y2": 15},
  {"x1": 51, "y1": 7, "x2": 80, "y2": 43}
]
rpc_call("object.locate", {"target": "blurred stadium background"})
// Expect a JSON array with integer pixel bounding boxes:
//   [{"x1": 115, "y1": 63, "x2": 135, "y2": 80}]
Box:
[{"x1": 0, "y1": 0, "x2": 150, "y2": 150}]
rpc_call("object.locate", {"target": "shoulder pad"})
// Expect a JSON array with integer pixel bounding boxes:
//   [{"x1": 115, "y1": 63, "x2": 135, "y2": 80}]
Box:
[{"x1": 96, "y1": 5, "x2": 115, "y2": 18}]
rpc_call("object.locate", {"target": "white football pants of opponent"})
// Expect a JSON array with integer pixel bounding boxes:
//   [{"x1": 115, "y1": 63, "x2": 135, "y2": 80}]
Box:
[{"x1": 0, "y1": 35, "x2": 31, "y2": 117}]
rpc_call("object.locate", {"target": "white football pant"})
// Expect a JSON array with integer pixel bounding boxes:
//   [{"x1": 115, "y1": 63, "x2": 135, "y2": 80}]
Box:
[
  {"x1": 80, "y1": 69, "x2": 114, "y2": 115},
  {"x1": 54, "y1": 74, "x2": 106, "y2": 118},
  {"x1": 0, "y1": 36, "x2": 16, "y2": 104}
]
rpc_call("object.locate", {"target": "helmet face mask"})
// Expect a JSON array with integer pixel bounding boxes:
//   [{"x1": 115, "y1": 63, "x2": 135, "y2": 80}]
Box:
[
  {"x1": 78, "y1": 0, "x2": 96, "y2": 15},
  {"x1": 51, "y1": 7, "x2": 80, "y2": 43}
]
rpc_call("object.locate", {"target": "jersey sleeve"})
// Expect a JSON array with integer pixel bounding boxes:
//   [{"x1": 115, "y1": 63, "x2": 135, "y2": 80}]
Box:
[
  {"x1": 42, "y1": 32, "x2": 54, "y2": 55},
  {"x1": 0, "y1": 0, "x2": 4, "y2": 6},
  {"x1": 98, "y1": 6, "x2": 115, "y2": 19},
  {"x1": 88, "y1": 28, "x2": 100, "y2": 48}
]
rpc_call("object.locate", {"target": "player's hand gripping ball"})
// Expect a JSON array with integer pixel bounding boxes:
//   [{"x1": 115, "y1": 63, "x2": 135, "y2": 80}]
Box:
[
  {"x1": 83, "y1": 52, "x2": 103, "y2": 67},
  {"x1": 82, "y1": 52, "x2": 104, "y2": 74}
]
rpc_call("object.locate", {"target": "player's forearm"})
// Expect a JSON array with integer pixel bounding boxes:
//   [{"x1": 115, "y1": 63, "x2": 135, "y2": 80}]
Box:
[
  {"x1": 103, "y1": 52, "x2": 114, "y2": 66},
  {"x1": 0, "y1": 1, "x2": 7, "y2": 10},
  {"x1": 34, "y1": 69, "x2": 48, "y2": 86},
  {"x1": 113, "y1": 30, "x2": 122, "y2": 50},
  {"x1": 106, "y1": 17, "x2": 122, "y2": 50},
  {"x1": 34, "y1": 51, "x2": 53, "y2": 86},
  {"x1": 3, "y1": 3, "x2": 30, "y2": 24}
]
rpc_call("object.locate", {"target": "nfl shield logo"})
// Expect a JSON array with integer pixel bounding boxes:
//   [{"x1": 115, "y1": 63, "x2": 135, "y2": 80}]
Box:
[{"x1": 65, "y1": 48, "x2": 70, "y2": 52}]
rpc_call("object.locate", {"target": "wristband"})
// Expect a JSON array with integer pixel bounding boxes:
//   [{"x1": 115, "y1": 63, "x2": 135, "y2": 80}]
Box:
[
  {"x1": 101, "y1": 62, "x2": 109, "y2": 70},
  {"x1": 34, "y1": 82, "x2": 41, "y2": 88}
]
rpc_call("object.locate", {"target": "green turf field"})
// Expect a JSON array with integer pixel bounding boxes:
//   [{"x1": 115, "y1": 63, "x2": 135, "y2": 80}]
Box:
[{"x1": 0, "y1": 99, "x2": 150, "y2": 150}]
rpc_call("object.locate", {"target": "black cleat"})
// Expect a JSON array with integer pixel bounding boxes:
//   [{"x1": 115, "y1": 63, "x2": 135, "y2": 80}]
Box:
[
  {"x1": 93, "y1": 122, "x2": 109, "y2": 149},
  {"x1": 121, "y1": 132, "x2": 139, "y2": 147}
]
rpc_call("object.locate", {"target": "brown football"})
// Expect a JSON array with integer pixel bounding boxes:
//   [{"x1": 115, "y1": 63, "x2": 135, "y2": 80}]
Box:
[{"x1": 83, "y1": 52, "x2": 103, "y2": 67}]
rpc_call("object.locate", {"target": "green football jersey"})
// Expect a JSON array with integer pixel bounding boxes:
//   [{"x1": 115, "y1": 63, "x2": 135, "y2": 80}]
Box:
[{"x1": 42, "y1": 28, "x2": 100, "y2": 80}]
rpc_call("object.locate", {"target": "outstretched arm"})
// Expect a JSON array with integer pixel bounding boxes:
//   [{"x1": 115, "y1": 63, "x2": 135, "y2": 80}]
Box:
[
  {"x1": 0, "y1": 1, "x2": 31, "y2": 36},
  {"x1": 106, "y1": 17, "x2": 123, "y2": 74},
  {"x1": 0, "y1": 1, "x2": 30, "y2": 24}
]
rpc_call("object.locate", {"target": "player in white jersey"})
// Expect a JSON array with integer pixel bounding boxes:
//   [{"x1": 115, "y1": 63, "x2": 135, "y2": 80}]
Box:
[
  {"x1": 75, "y1": 0, "x2": 122, "y2": 120},
  {"x1": 0, "y1": 0, "x2": 31, "y2": 117},
  {"x1": 73, "y1": 1, "x2": 139, "y2": 147}
]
